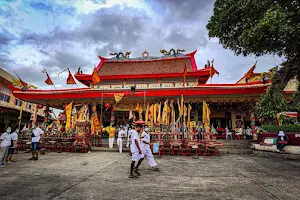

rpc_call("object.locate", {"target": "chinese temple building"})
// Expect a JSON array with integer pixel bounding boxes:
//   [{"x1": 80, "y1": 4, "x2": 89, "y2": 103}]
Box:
[
  {"x1": 0, "y1": 68, "x2": 45, "y2": 132},
  {"x1": 8, "y1": 50, "x2": 297, "y2": 130}
]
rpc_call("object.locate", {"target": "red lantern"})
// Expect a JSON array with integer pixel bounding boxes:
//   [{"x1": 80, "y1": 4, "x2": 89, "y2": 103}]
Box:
[
  {"x1": 37, "y1": 104, "x2": 43, "y2": 109},
  {"x1": 105, "y1": 103, "x2": 111, "y2": 109}
]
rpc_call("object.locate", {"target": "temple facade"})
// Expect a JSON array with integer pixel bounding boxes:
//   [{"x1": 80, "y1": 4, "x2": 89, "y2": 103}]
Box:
[
  {"x1": 8, "y1": 50, "x2": 297, "y2": 130},
  {"x1": 0, "y1": 68, "x2": 45, "y2": 132}
]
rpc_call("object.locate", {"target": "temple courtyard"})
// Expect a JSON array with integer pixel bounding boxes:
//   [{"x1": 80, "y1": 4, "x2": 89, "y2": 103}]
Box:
[{"x1": 0, "y1": 152, "x2": 300, "y2": 200}]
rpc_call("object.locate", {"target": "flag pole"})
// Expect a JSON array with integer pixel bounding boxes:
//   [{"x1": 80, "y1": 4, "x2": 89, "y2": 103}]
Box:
[{"x1": 17, "y1": 104, "x2": 23, "y2": 134}]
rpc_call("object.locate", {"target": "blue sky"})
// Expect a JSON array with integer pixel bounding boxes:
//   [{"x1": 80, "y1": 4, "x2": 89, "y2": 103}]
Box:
[{"x1": 0, "y1": 0, "x2": 284, "y2": 89}]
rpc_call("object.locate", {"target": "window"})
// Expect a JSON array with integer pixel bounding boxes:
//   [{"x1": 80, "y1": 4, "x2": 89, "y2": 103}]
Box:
[
  {"x1": 15, "y1": 99, "x2": 22, "y2": 106},
  {"x1": 0, "y1": 93, "x2": 10, "y2": 103},
  {"x1": 26, "y1": 103, "x2": 32, "y2": 110}
]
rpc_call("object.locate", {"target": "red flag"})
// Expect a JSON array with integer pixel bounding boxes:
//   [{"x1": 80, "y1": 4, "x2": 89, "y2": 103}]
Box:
[
  {"x1": 42, "y1": 69, "x2": 54, "y2": 85},
  {"x1": 45, "y1": 74, "x2": 53, "y2": 85},
  {"x1": 209, "y1": 59, "x2": 219, "y2": 78},
  {"x1": 92, "y1": 68, "x2": 101, "y2": 85},
  {"x1": 183, "y1": 64, "x2": 187, "y2": 86},
  {"x1": 14, "y1": 71, "x2": 28, "y2": 88},
  {"x1": 67, "y1": 68, "x2": 76, "y2": 84},
  {"x1": 245, "y1": 61, "x2": 257, "y2": 79}
]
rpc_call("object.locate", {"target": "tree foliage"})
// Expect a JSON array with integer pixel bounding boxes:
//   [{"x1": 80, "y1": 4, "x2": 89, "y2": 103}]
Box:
[
  {"x1": 207, "y1": 0, "x2": 300, "y2": 102},
  {"x1": 255, "y1": 83, "x2": 287, "y2": 125}
]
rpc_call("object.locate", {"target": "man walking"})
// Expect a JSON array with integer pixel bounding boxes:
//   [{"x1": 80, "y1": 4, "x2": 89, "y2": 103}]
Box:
[
  {"x1": 29, "y1": 124, "x2": 44, "y2": 161},
  {"x1": 0, "y1": 127, "x2": 12, "y2": 167},
  {"x1": 129, "y1": 125, "x2": 144, "y2": 178},
  {"x1": 7, "y1": 127, "x2": 18, "y2": 163},
  {"x1": 141, "y1": 125, "x2": 159, "y2": 171}
]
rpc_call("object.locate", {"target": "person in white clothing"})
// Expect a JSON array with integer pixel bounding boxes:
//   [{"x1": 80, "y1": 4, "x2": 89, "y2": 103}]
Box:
[
  {"x1": 126, "y1": 127, "x2": 132, "y2": 148},
  {"x1": 141, "y1": 125, "x2": 159, "y2": 171},
  {"x1": 29, "y1": 124, "x2": 44, "y2": 161},
  {"x1": 129, "y1": 125, "x2": 144, "y2": 178},
  {"x1": 245, "y1": 126, "x2": 252, "y2": 140},
  {"x1": 117, "y1": 127, "x2": 126, "y2": 153},
  {"x1": 0, "y1": 127, "x2": 12, "y2": 167},
  {"x1": 7, "y1": 127, "x2": 18, "y2": 163},
  {"x1": 225, "y1": 126, "x2": 232, "y2": 140}
]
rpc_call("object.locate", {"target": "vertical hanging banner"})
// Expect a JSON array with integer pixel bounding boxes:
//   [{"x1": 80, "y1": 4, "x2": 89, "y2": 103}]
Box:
[
  {"x1": 202, "y1": 101, "x2": 211, "y2": 131},
  {"x1": 250, "y1": 111, "x2": 257, "y2": 140},
  {"x1": 65, "y1": 102, "x2": 73, "y2": 132}
]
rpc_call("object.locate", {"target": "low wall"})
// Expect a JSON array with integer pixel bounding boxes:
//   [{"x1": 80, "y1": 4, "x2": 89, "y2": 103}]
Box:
[
  {"x1": 258, "y1": 132, "x2": 300, "y2": 145},
  {"x1": 252, "y1": 143, "x2": 300, "y2": 154}
]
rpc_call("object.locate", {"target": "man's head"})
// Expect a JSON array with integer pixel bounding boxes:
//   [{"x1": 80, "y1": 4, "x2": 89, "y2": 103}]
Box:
[
  {"x1": 144, "y1": 125, "x2": 149, "y2": 132},
  {"x1": 6, "y1": 127, "x2": 12, "y2": 133},
  {"x1": 135, "y1": 124, "x2": 142, "y2": 132}
]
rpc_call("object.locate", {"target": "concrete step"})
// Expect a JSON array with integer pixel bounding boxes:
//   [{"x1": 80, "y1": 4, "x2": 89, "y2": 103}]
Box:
[
  {"x1": 253, "y1": 150, "x2": 300, "y2": 160},
  {"x1": 219, "y1": 148, "x2": 253, "y2": 154}
]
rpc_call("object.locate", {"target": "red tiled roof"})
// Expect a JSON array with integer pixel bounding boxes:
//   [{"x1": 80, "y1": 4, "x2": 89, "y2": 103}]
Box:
[{"x1": 98, "y1": 56, "x2": 194, "y2": 76}]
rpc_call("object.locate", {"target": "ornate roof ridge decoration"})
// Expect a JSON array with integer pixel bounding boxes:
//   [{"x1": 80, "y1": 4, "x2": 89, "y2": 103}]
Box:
[
  {"x1": 9, "y1": 82, "x2": 271, "y2": 95},
  {"x1": 107, "y1": 49, "x2": 187, "y2": 61}
]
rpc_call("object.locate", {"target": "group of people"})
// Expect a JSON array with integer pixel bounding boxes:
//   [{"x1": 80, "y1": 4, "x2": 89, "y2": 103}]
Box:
[
  {"x1": 225, "y1": 126, "x2": 254, "y2": 140},
  {"x1": 128, "y1": 124, "x2": 159, "y2": 178},
  {"x1": 0, "y1": 127, "x2": 18, "y2": 167},
  {"x1": 0, "y1": 124, "x2": 44, "y2": 167}
]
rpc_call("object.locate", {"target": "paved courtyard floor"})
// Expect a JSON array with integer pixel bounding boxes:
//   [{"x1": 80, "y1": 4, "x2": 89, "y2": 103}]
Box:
[{"x1": 0, "y1": 152, "x2": 300, "y2": 200}]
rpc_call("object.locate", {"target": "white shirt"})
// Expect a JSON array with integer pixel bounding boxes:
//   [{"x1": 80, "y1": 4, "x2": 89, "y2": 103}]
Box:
[
  {"x1": 130, "y1": 130, "x2": 140, "y2": 153},
  {"x1": 225, "y1": 128, "x2": 231, "y2": 135},
  {"x1": 31, "y1": 127, "x2": 44, "y2": 142},
  {"x1": 141, "y1": 131, "x2": 150, "y2": 150},
  {"x1": 11, "y1": 132, "x2": 18, "y2": 141},
  {"x1": 0, "y1": 132, "x2": 11, "y2": 147},
  {"x1": 246, "y1": 128, "x2": 252, "y2": 136},
  {"x1": 118, "y1": 130, "x2": 125, "y2": 138},
  {"x1": 127, "y1": 129, "x2": 132, "y2": 141}
]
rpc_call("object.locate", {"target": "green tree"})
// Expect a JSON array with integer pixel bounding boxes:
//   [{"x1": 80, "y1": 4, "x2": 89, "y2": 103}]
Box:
[
  {"x1": 255, "y1": 84, "x2": 287, "y2": 125},
  {"x1": 207, "y1": 0, "x2": 300, "y2": 101}
]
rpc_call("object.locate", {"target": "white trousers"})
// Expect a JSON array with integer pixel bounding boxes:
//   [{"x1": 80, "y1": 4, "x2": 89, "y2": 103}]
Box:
[
  {"x1": 117, "y1": 138, "x2": 123, "y2": 153},
  {"x1": 109, "y1": 138, "x2": 115, "y2": 148},
  {"x1": 0, "y1": 147, "x2": 8, "y2": 164},
  {"x1": 126, "y1": 139, "x2": 130, "y2": 148},
  {"x1": 142, "y1": 146, "x2": 157, "y2": 167}
]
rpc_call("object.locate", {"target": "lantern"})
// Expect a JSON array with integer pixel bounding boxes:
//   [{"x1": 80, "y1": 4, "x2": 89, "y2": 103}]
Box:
[
  {"x1": 105, "y1": 103, "x2": 111, "y2": 109},
  {"x1": 37, "y1": 104, "x2": 43, "y2": 109}
]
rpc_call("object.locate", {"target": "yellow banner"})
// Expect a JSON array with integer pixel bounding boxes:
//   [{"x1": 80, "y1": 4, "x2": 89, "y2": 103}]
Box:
[
  {"x1": 202, "y1": 101, "x2": 211, "y2": 131},
  {"x1": 114, "y1": 93, "x2": 124, "y2": 103},
  {"x1": 18, "y1": 102, "x2": 25, "y2": 120},
  {"x1": 65, "y1": 102, "x2": 73, "y2": 132},
  {"x1": 180, "y1": 94, "x2": 184, "y2": 115},
  {"x1": 145, "y1": 103, "x2": 150, "y2": 123},
  {"x1": 187, "y1": 104, "x2": 192, "y2": 123}
]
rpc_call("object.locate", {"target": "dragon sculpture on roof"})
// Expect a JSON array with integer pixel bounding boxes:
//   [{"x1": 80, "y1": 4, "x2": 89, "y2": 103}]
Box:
[
  {"x1": 160, "y1": 48, "x2": 185, "y2": 56},
  {"x1": 110, "y1": 51, "x2": 131, "y2": 59},
  {"x1": 12, "y1": 77, "x2": 37, "y2": 89}
]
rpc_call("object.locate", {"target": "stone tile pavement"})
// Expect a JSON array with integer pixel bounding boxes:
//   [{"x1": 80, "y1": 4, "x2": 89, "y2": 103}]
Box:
[{"x1": 0, "y1": 151, "x2": 300, "y2": 200}]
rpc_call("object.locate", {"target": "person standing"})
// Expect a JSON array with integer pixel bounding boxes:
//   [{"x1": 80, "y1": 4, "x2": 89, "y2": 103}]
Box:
[
  {"x1": 117, "y1": 127, "x2": 125, "y2": 153},
  {"x1": 140, "y1": 125, "x2": 159, "y2": 171},
  {"x1": 225, "y1": 126, "x2": 232, "y2": 140},
  {"x1": 126, "y1": 127, "x2": 132, "y2": 148},
  {"x1": 7, "y1": 127, "x2": 18, "y2": 163},
  {"x1": 29, "y1": 124, "x2": 44, "y2": 161},
  {"x1": 245, "y1": 126, "x2": 252, "y2": 140},
  {"x1": 108, "y1": 126, "x2": 116, "y2": 149},
  {"x1": 129, "y1": 125, "x2": 144, "y2": 178},
  {"x1": 0, "y1": 127, "x2": 12, "y2": 167}
]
